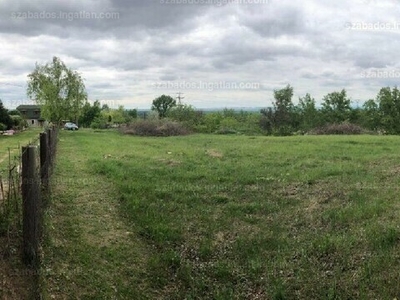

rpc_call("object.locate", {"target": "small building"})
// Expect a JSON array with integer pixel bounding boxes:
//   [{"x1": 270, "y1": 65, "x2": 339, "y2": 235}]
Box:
[{"x1": 16, "y1": 104, "x2": 45, "y2": 127}]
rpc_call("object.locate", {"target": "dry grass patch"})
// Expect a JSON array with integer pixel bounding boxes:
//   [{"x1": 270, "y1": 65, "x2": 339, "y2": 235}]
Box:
[
  {"x1": 157, "y1": 158, "x2": 182, "y2": 167},
  {"x1": 206, "y1": 149, "x2": 223, "y2": 158}
]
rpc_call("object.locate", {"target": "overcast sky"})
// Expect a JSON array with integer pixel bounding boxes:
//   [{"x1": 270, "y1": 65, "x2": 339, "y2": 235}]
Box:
[{"x1": 1, "y1": 0, "x2": 400, "y2": 109}]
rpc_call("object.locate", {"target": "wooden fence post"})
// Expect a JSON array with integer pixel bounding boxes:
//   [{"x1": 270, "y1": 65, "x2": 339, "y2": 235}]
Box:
[
  {"x1": 47, "y1": 129, "x2": 53, "y2": 171},
  {"x1": 22, "y1": 146, "x2": 40, "y2": 266},
  {"x1": 52, "y1": 126, "x2": 57, "y2": 160},
  {"x1": 40, "y1": 132, "x2": 48, "y2": 189}
]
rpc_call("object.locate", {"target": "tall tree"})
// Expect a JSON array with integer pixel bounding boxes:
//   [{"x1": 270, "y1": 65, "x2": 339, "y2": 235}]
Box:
[
  {"x1": 361, "y1": 99, "x2": 381, "y2": 131},
  {"x1": 376, "y1": 86, "x2": 400, "y2": 134},
  {"x1": 297, "y1": 93, "x2": 320, "y2": 131},
  {"x1": 321, "y1": 89, "x2": 352, "y2": 123},
  {"x1": 78, "y1": 100, "x2": 102, "y2": 127},
  {"x1": 0, "y1": 100, "x2": 13, "y2": 129},
  {"x1": 151, "y1": 95, "x2": 176, "y2": 118},
  {"x1": 272, "y1": 84, "x2": 296, "y2": 135},
  {"x1": 27, "y1": 56, "x2": 87, "y2": 124},
  {"x1": 260, "y1": 107, "x2": 274, "y2": 134}
]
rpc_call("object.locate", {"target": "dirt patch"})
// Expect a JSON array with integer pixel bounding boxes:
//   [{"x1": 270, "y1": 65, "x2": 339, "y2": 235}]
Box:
[{"x1": 206, "y1": 149, "x2": 223, "y2": 158}]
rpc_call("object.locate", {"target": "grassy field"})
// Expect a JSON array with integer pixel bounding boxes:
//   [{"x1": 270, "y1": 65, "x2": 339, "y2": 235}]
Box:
[
  {"x1": 0, "y1": 128, "x2": 42, "y2": 170},
  {"x1": 43, "y1": 129, "x2": 400, "y2": 299}
]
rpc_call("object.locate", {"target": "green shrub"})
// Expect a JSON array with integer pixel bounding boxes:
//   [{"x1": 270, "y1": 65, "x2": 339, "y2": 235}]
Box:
[
  {"x1": 90, "y1": 116, "x2": 107, "y2": 129},
  {"x1": 219, "y1": 117, "x2": 239, "y2": 130},
  {"x1": 11, "y1": 115, "x2": 27, "y2": 130},
  {"x1": 202, "y1": 113, "x2": 223, "y2": 133}
]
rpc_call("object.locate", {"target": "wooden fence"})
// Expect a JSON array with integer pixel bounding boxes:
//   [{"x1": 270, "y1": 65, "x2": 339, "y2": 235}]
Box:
[{"x1": 0, "y1": 126, "x2": 58, "y2": 266}]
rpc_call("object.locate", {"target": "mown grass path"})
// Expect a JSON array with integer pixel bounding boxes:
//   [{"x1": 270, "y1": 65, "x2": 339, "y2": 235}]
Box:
[{"x1": 42, "y1": 130, "x2": 150, "y2": 299}]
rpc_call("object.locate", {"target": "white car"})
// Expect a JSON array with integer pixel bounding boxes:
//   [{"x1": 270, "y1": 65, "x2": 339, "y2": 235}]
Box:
[{"x1": 64, "y1": 122, "x2": 79, "y2": 130}]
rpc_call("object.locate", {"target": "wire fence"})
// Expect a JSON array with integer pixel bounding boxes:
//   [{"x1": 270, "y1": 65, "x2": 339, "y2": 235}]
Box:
[
  {"x1": 0, "y1": 126, "x2": 58, "y2": 266},
  {"x1": 0, "y1": 143, "x2": 25, "y2": 243}
]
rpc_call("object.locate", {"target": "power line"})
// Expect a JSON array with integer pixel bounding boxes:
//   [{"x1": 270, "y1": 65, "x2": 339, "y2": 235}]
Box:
[{"x1": 176, "y1": 92, "x2": 184, "y2": 105}]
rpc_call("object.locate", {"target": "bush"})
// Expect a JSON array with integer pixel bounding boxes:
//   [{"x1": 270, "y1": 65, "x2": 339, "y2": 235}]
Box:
[
  {"x1": 90, "y1": 116, "x2": 107, "y2": 129},
  {"x1": 167, "y1": 105, "x2": 204, "y2": 130},
  {"x1": 122, "y1": 119, "x2": 191, "y2": 137},
  {"x1": 11, "y1": 115, "x2": 27, "y2": 130},
  {"x1": 198, "y1": 113, "x2": 223, "y2": 133},
  {"x1": 309, "y1": 122, "x2": 367, "y2": 135}
]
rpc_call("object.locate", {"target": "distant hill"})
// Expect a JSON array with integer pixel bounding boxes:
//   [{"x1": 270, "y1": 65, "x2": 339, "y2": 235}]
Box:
[{"x1": 137, "y1": 107, "x2": 266, "y2": 113}]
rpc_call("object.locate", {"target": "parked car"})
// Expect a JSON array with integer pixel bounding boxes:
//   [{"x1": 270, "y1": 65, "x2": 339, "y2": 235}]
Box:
[{"x1": 64, "y1": 122, "x2": 79, "y2": 130}]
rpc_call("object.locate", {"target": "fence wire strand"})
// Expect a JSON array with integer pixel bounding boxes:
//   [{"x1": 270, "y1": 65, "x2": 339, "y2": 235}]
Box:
[{"x1": 0, "y1": 126, "x2": 59, "y2": 266}]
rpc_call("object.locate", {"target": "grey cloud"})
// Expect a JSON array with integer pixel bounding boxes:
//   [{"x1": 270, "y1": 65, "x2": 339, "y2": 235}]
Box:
[
  {"x1": 1, "y1": 0, "x2": 210, "y2": 38},
  {"x1": 238, "y1": 4, "x2": 306, "y2": 38},
  {"x1": 159, "y1": 74, "x2": 178, "y2": 81},
  {"x1": 1, "y1": 0, "x2": 400, "y2": 109}
]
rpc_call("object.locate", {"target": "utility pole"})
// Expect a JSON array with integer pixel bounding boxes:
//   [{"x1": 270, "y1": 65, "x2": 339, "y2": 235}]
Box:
[{"x1": 176, "y1": 92, "x2": 184, "y2": 105}]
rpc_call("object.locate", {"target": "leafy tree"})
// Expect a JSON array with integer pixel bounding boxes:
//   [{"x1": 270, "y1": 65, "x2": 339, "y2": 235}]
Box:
[
  {"x1": 167, "y1": 103, "x2": 201, "y2": 128},
  {"x1": 260, "y1": 107, "x2": 274, "y2": 134},
  {"x1": 222, "y1": 108, "x2": 236, "y2": 118},
  {"x1": 269, "y1": 84, "x2": 296, "y2": 135},
  {"x1": 109, "y1": 106, "x2": 128, "y2": 124},
  {"x1": 376, "y1": 86, "x2": 400, "y2": 134},
  {"x1": 8, "y1": 109, "x2": 21, "y2": 116},
  {"x1": 321, "y1": 89, "x2": 352, "y2": 123},
  {"x1": 151, "y1": 95, "x2": 176, "y2": 118},
  {"x1": 297, "y1": 93, "x2": 320, "y2": 131},
  {"x1": 274, "y1": 85, "x2": 294, "y2": 122},
  {"x1": 202, "y1": 112, "x2": 223, "y2": 133},
  {"x1": 90, "y1": 115, "x2": 108, "y2": 129},
  {"x1": 27, "y1": 56, "x2": 87, "y2": 124},
  {"x1": 0, "y1": 100, "x2": 12, "y2": 129},
  {"x1": 11, "y1": 115, "x2": 28, "y2": 130},
  {"x1": 362, "y1": 99, "x2": 381, "y2": 131},
  {"x1": 79, "y1": 100, "x2": 102, "y2": 127},
  {"x1": 126, "y1": 109, "x2": 137, "y2": 119}
]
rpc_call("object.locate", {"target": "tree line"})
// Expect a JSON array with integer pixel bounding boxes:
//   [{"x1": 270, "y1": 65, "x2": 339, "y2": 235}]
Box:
[
  {"x1": 258, "y1": 84, "x2": 400, "y2": 135},
  {"x1": 150, "y1": 85, "x2": 400, "y2": 135},
  {"x1": 1, "y1": 56, "x2": 400, "y2": 135}
]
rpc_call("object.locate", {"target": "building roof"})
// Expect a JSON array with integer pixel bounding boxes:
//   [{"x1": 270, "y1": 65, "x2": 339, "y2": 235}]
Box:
[
  {"x1": 16, "y1": 104, "x2": 41, "y2": 110},
  {"x1": 16, "y1": 104, "x2": 43, "y2": 120}
]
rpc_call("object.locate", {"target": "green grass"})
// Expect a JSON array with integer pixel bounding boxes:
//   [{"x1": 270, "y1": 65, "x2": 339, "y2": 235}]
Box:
[
  {"x1": 0, "y1": 127, "x2": 43, "y2": 241},
  {"x1": 0, "y1": 128, "x2": 42, "y2": 170},
  {"x1": 43, "y1": 130, "x2": 400, "y2": 299}
]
